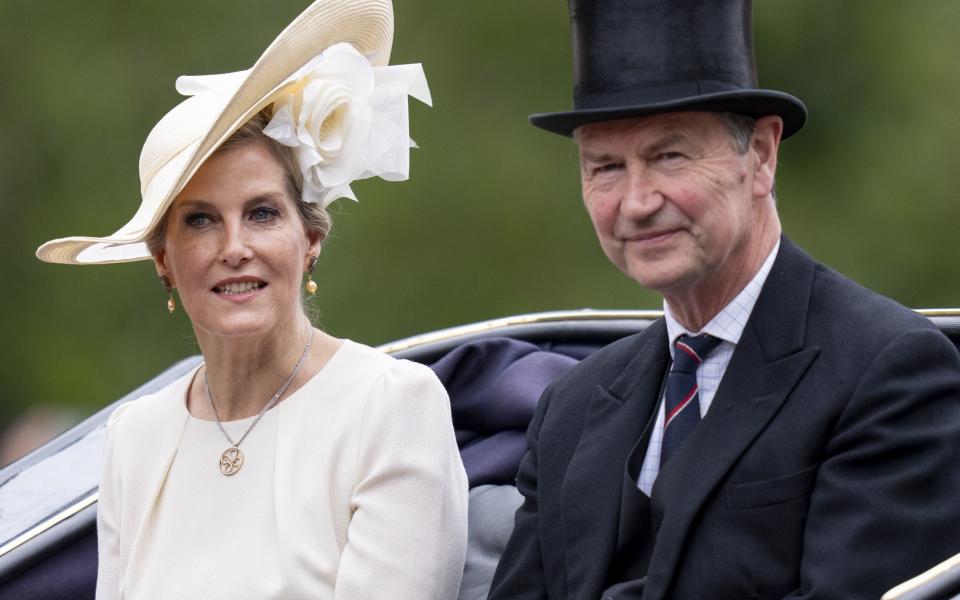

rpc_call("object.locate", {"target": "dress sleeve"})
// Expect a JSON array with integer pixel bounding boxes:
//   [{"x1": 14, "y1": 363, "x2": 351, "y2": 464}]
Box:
[
  {"x1": 334, "y1": 360, "x2": 468, "y2": 600},
  {"x1": 95, "y1": 404, "x2": 129, "y2": 600}
]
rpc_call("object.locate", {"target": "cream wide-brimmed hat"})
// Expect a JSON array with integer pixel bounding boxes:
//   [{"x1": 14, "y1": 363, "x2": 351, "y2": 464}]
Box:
[{"x1": 37, "y1": 0, "x2": 426, "y2": 265}]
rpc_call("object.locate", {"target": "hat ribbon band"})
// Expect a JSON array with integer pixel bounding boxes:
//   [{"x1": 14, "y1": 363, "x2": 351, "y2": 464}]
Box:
[{"x1": 574, "y1": 79, "x2": 744, "y2": 110}]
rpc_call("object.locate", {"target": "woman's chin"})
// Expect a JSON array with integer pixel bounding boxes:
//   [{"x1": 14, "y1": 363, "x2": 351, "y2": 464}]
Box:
[{"x1": 190, "y1": 311, "x2": 289, "y2": 341}]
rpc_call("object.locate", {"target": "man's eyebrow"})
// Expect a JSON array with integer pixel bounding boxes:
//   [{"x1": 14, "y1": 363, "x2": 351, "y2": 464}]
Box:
[
  {"x1": 643, "y1": 132, "x2": 687, "y2": 155},
  {"x1": 580, "y1": 131, "x2": 690, "y2": 164},
  {"x1": 580, "y1": 150, "x2": 620, "y2": 163}
]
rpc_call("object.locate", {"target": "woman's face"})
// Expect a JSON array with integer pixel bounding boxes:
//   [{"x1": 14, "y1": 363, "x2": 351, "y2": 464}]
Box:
[{"x1": 153, "y1": 139, "x2": 319, "y2": 340}]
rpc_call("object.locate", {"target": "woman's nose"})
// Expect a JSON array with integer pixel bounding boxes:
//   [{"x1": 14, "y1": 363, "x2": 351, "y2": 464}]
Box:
[{"x1": 219, "y1": 221, "x2": 253, "y2": 267}]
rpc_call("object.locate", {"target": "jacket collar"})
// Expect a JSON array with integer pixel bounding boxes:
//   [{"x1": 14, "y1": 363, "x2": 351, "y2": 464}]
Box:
[{"x1": 642, "y1": 235, "x2": 821, "y2": 598}]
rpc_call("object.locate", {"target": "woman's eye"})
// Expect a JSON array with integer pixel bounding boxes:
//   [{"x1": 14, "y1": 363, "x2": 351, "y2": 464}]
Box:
[
  {"x1": 251, "y1": 207, "x2": 279, "y2": 222},
  {"x1": 185, "y1": 213, "x2": 213, "y2": 228}
]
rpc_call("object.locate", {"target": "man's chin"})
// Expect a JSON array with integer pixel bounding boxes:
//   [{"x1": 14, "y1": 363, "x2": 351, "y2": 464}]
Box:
[{"x1": 623, "y1": 259, "x2": 697, "y2": 294}]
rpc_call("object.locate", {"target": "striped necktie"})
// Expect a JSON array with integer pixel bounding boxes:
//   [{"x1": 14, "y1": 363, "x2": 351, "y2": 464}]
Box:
[{"x1": 661, "y1": 333, "x2": 723, "y2": 467}]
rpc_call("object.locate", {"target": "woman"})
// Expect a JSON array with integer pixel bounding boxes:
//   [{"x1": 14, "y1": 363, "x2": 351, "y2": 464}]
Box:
[{"x1": 36, "y1": 1, "x2": 468, "y2": 598}]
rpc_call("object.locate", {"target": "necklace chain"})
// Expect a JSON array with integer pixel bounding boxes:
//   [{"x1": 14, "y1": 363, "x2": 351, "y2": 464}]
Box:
[{"x1": 204, "y1": 327, "x2": 315, "y2": 466}]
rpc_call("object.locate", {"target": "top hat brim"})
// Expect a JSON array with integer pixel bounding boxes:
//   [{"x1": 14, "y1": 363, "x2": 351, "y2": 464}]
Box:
[{"x1": 529, "y1": 89, "x2": 807, "y2": 140}]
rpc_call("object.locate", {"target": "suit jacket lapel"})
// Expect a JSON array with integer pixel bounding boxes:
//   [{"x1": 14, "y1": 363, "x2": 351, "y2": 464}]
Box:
[
  {"x1": 643, "y1": 237, "x2": 822, "y2": 599},
  {"x1": 561, "y1": 320, "x2": 668, "y2": 599}
]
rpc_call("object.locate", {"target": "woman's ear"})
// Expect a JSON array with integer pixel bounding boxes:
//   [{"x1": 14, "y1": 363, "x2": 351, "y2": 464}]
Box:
[
  {"x1": 306, "y1": 228, "x2": 323, "y2": 260},
  {"x1": 303, "y1": 226, "x2": 323, "y2": 275},
  {"x1": 304, "y1": 244, "x2": 322, "y2": 272},
  {"x1": 152, "y1": 248, "x2": 173, "y2": 286}
]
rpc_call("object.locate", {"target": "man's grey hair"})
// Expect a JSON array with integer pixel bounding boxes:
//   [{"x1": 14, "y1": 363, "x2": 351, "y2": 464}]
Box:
[
  {"x1": 717, "y1": 112, "x2": 776, "y2": 199},
  {"x1": 717, "y1": 112, "x2": 756, "y2": 154}
]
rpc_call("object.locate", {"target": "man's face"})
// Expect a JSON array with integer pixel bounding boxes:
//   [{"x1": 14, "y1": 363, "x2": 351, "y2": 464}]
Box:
[{"x1": 577, "y1": 111, "x2": 775, "y2": 301}]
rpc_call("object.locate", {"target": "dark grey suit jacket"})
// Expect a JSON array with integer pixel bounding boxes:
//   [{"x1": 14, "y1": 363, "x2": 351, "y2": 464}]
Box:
[{"x1": 488, "y1": 237, "x2": 960, "y2": 600}]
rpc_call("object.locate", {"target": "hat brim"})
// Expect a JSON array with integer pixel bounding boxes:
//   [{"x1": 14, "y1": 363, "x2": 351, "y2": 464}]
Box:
[
  {"x1": 529, "y1": 89, "x2": 807, "y2": 140},
  {"x1": 36, "y1": 0, "x2": 394, "y2": 265}
]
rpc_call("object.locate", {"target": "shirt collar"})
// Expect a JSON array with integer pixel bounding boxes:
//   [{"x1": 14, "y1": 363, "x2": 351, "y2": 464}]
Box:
[{"x1": 664, "y1": 240, "x2": 780, "y2": 356}]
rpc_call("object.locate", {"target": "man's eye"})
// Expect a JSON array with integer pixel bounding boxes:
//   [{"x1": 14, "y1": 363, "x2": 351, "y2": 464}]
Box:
[
  {"x1": 185, "y1": 213, "x2": 213, "y2": 228},
  {"x1": 592, "y1": 163, "x2": 622, "y2": 176},
  {"x1": 251, "y1": 207, "x2": 279, "y2": 222},
  {"x1": 657, "y1": 151, "x2": 685, "y2": 162}
]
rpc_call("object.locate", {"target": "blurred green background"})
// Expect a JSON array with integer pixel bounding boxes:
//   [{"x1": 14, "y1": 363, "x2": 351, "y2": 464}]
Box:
[{"x1": 1, "y1": 1, "x2": 959, "y2": 459}]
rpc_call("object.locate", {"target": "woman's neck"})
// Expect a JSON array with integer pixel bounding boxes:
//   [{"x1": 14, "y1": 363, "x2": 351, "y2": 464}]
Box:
[{"x1": 188, "y1": 316, "x2": 334, "y2": 421}]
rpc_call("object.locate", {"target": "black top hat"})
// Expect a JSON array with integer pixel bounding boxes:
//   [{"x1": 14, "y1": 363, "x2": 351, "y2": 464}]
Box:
[{"x1": 531, "y1": 0, "x2": 807, "y2": 138}]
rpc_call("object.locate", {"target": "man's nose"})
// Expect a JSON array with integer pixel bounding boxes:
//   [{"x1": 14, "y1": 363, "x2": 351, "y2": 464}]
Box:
[
  {"x1": 219, "y1": 221, "x2": 253, "y2": 267},
  {"x1": 620, "y1": 166, "x2": 664, "y2": 220}
]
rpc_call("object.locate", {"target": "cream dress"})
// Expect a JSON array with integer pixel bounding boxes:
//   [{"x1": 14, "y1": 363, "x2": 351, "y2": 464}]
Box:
[{"x1": 96, "y1": 340, "x2": 468, "y2": 600}]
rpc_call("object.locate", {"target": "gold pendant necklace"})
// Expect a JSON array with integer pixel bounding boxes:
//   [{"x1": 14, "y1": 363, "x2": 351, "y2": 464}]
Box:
[
  {"x1": 219, "y1": 446, "x2": 244, "y2": 476},
  {"x1": 205, "y1": 328, "x2": 315, "y2": 476}
]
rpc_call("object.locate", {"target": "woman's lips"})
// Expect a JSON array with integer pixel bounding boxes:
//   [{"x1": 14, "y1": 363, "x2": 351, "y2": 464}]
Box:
[{"x1": 212, "y1": 279, "x2": 268, "y2": 302}]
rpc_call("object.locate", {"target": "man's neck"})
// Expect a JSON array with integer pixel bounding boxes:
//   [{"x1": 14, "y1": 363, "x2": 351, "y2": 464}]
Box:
[{"x1": 664, "y1": 232, "x2": 780, "y2": 332}]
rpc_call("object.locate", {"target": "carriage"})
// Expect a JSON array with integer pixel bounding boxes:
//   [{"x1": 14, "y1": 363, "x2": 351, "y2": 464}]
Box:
[{"x1": 2, "y1": 309, "x2": 959, "y2": 600}]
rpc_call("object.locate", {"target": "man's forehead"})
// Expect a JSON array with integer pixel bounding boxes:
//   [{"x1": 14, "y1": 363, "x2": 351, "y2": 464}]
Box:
[{"x1": 576, "y1": 111, "x2": 724, "y2": 147}]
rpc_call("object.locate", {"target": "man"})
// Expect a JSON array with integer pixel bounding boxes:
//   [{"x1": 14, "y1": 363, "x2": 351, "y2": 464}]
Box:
[{"x1": 488, "y1": 1, "x2": 960, "y2": 599}]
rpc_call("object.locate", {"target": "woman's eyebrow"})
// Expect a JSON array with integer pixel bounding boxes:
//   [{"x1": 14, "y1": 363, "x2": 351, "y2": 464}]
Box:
[
  {"x1": 174, "y1": 199, "x2": 216, "y2": 212},
  {"x1": 243, "y1": 191, "x2": 287, "y2": 209},
  {"x1": 174, "y1": 192, "x2": 288, "y2": 213}
]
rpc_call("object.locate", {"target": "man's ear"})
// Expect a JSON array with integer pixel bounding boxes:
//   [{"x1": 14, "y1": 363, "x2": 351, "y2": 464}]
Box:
[{"x1": 750, "y1": 115, "x2": 783, "y2": 199}]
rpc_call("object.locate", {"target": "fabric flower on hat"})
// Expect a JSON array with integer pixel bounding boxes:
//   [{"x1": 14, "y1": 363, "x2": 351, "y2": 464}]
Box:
[{"x1": 262, "y1": 42, "x2": 432, "y2": 207}]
